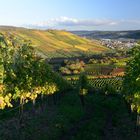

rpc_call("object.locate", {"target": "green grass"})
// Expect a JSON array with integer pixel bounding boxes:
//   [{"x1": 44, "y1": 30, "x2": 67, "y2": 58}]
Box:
[{"x1": 0, "y1": 90, "x2": 139, "y2": 140}]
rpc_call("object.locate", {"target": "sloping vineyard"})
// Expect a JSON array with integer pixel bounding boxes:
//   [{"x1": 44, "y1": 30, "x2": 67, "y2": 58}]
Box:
[
  {"x1": 88, "y1": 77, "x2": 123, "y2": 91},
  {"x1": 68, "y1": 76, "x2": 123, "y2": 92}
]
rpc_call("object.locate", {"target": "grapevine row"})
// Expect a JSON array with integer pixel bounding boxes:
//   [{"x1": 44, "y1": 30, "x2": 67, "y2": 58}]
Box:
[
  {"x1": 68, "y1": 77, "x2": 123, "y2": 92},
  {"x1": 0, "y1": 33, "x2": 70, "y2": 111}
]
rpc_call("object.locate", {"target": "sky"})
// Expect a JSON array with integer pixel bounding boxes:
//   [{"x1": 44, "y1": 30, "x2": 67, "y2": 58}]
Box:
[{"x1": 0, "y1": 0, "x2": 140, "y2": 30}]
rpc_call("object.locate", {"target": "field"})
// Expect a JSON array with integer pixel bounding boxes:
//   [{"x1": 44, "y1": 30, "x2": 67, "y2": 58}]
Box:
[
  {"x1": 0, "y1": 26, "x2": 109, "y2": 58},
  {"x1": 85, "y1": 64, "x2": 125, "y2": 76}
]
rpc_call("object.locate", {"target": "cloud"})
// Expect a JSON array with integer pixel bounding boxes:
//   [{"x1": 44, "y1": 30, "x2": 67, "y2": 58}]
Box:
[
  {"x1": 24, "y1": 17, "x2": 140, "y2": 30},
  {"x1": 34, "y1": 17, "x2": 118, "y2": 28},
  {"x1": 120, "y1": 19, "x2": 140, "y2": 24}
]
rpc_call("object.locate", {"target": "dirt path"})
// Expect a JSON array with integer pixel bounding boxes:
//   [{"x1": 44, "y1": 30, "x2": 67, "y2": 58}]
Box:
[
  {"x1": 59, "y1": 105, "x2": 94, "y2": 140},
  {"x1": 103, "y1": 110, "x2": 115, "y2": 140}
]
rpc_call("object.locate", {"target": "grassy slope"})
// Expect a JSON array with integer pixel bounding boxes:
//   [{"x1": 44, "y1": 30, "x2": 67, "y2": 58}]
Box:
[{"x1": 0, "y1": 27, "x2": 109, "y2": 58}]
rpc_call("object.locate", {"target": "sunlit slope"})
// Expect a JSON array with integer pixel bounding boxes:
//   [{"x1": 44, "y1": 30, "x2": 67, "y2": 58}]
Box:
[{"x1": 0, "y1": 27, "x2": 109, "y2": 58}]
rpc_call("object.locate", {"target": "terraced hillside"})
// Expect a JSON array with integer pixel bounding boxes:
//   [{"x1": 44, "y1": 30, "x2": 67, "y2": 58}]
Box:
[{"x1": 0, "y1": 26, "x2": 109, "y2": 58}]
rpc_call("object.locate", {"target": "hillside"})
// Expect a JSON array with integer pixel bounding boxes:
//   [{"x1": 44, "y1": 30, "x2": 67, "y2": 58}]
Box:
[
  {"x1": 0, "y1": 26, "x2": 109, "y2": 58},
  {"x1": 71, "y1": 30, "x2": 140, "y2": 40}
]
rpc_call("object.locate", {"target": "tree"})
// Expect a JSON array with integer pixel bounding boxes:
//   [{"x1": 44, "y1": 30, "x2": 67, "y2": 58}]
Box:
[
  {"x1": 0, "y1": 33, "x2": 13, "y2": 109},
  {"x1": 123, "y1": 44, "x2": 140, "y2": 134},
  {"x1": 78, "y1": 73, "x2": 88, "y2": 106},
  {"x1": 0, "y1": 33, "x2": 59, "y2": 111},
  {"x1": 59, "y1": 59, "x2": 85, "y2": 75}
]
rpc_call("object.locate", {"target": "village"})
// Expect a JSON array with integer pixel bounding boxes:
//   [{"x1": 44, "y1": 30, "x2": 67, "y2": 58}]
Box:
[{"x1": 100, "y1": 38, "x2": 137, "y2": 49}]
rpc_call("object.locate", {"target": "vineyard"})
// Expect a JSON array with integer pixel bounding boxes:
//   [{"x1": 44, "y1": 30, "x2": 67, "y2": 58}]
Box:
[
  {"x1": 1, "y1": 0, "x2": 140, "y2": 139},
  {"x1": 0, "y1": 32, "x2": 140, "y2": 140},
  {"x1": 0, "y1": 27, "x2": 109, "y2": 58},
  {"x1": 88, "y1": 77, "x2": 123, "y2": 91},
  {"x1": 68, "y1": 76, "x2": 123, "y2": 92},
  {"x1": 85, "y1": 64, "x2": 114, "y2": 75},
  {"x1": 85, "y1": 64, "x2": 125, "y2": 77},
  {"x1": 0, "y1": 32, "x2": 70, "y2": 113}
]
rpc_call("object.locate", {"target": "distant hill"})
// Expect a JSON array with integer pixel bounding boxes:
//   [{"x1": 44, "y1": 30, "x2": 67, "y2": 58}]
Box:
[
  {"x1": 0, "y1": 26, "x2": 109, "y2": 58},
  {"x1": 71, "y1": 30, "x2": 140, "y2": 40}
]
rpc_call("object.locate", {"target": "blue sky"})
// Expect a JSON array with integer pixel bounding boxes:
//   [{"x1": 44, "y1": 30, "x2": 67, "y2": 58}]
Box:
[{"x1": 0, "y1": 0, "x2": 140, "y2": 30}]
